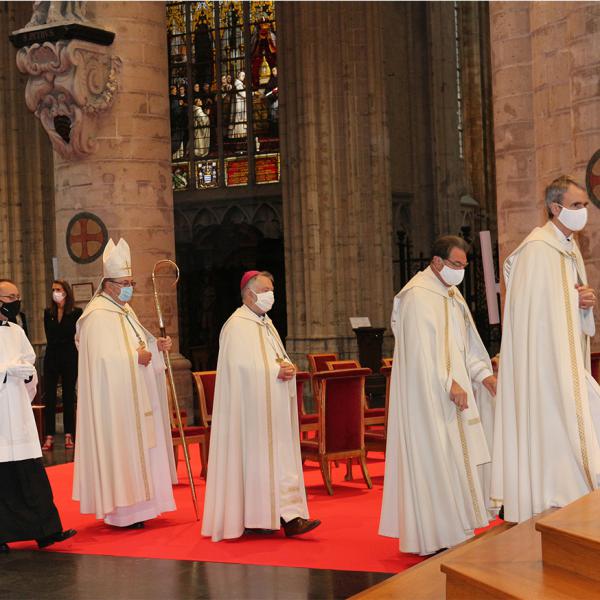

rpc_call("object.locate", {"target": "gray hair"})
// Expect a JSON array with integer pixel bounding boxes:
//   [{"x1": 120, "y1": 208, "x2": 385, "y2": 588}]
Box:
[
  {"x1": 544, "y1": 175, "x2": 585, "y2": 218},
  {"x1": 241, "y1": 271, "x2": 274, "y2": 300}
]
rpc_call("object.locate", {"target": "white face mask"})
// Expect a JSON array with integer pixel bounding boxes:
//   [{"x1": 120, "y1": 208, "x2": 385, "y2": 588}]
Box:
[
  {"x1": 254, "y1": 290, "x2": 275, "y2": 313},
  {"x1": 439, "y1": 265, "x2": 465, "y2": 287},
  {"x1": 557, "y1": 205, "x2": 588, "y2": 232},
  {"x1": 52, "y1": 291, "x2": 66, "y2": 304}
]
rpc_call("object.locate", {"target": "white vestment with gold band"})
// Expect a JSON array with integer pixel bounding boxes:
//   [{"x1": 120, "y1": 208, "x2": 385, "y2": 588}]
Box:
[
  {"x1": 491, "y1": 221, "x2": 600, "y2": 523},
  {"x1": 201, "y1": 305, "x2": 308, "y2": 542},
  {"x1": 379, "y1": 267, "x2": 495, "y2": 556}
]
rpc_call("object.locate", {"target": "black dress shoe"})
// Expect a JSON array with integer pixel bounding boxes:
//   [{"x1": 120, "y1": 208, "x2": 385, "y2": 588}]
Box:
[
  {"x1": 125, "y1": 521, "x2": 145, "y2": 529},
  {"x1": 0, "y1": 543, "x2": 9, "y2": 553},
  {"x1": 37, "y1": 528, "x2": 77, "y2": 549},
  {"x1": 244, "y1": 528, "x2": 277, "y2": 536},
  {"x1": 281, "y1": 517, "x2": 321, "y2": 537}
]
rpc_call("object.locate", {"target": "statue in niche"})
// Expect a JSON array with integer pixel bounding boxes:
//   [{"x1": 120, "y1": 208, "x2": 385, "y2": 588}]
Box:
[{"x1": 26, "y1": 1, "x2": 88, "y2": 27}]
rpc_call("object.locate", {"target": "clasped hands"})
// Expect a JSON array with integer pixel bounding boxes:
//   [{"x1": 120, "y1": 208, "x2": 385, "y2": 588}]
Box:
[
  {"x1": 137, "y1": 336, "x2": 172, "y2": 366},
  {"x1": 576, "y1": 284, "x2": 597, "y2": 310},
  {"x1": 277, "y1": 361, "x2": 296, "y2": 381},
  {"x1": 450, "y1": 375, "x2": 497, "y2": 411},
  {"x1": 5, "y1": 362, "x2": 36, "y2": 379}
]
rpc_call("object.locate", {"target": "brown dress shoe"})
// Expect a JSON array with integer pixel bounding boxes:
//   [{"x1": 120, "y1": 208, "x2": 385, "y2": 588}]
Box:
[{"x1": 281, "y1": 517, "x2": 321, "y2": 537}]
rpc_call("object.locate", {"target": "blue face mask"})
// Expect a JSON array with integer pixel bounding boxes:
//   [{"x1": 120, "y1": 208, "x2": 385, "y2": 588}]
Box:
[{"x1": 118, "y1": 286, "x2": 134, "y2": 303}]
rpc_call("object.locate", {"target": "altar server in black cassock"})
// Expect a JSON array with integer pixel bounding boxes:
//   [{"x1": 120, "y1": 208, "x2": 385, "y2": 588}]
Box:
[{"x1": 0, "y1": 278, "x2": 76, "y2": 552}]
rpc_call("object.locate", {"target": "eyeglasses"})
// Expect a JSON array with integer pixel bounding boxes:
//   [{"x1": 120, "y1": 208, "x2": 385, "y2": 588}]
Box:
[
  {"x1": 444, "y1": 259, "x2": 469, "y2": 269},
  {"x1": 108, "y1": 280, "x2": 136, "y2": 288},
  {"x1": 0, "y1": 294, "x2": 21, "y2": 301}
]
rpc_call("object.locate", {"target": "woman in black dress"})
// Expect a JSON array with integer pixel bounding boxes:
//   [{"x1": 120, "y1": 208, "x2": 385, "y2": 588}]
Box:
[{"x1": 41, "y1": 280, "x2": 82, "y2": 451}]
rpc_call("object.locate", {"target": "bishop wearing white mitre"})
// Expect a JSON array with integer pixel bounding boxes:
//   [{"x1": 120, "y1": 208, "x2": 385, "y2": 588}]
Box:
[{"x1": 73, "y1": 239, "x2": 177, "y2": 528}]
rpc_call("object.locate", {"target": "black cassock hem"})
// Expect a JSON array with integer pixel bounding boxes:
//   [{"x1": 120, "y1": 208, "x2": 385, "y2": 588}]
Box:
[{"x1": 0, "y1": 458, "x2": 63, "y2": 543}]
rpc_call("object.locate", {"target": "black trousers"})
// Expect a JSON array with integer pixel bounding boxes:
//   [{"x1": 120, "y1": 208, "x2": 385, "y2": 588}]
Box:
[
  {"x1": 0, "y1": 458, "x2": 63, "y2": 543},
  {"x1": 43, "y1": 349, "x2": 77, "y2": 436}
]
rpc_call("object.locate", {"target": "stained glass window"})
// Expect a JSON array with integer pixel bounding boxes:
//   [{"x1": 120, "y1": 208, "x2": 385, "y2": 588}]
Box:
[{"x1": 167, "y1": 1, "x2": 279, "y2": 191}]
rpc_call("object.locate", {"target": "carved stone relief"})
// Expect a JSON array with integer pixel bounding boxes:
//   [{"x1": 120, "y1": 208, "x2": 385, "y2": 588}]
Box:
[{"x1": 11, "y1": 1, "x2": 120, "y2": 160}]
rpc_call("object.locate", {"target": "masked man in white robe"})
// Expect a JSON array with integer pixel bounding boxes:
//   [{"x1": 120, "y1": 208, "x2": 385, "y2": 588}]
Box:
[
  {"x1": 379, "y1": 237, "x2": 498, "y2": 556},
  {"x1": 202, "y1": 270, "x2": 321, "y2": 541},
  {"x1": 0, "y1": 279, "x2": 76, "y2": 552},
  {"x1": 73, "y1": 239, "x2": 177, "y2": 528},
  {"x1": 491, "y1": 175, "x2": 599, "y2": 523}
]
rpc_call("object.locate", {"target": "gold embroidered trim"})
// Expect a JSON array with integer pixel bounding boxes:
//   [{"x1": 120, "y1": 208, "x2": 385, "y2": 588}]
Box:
[
  {"x1": 467, "y1": 418, "x2": 481, "y2": 426},
  {"x1": 560, "y1": 254, "x2": 593, "y2": 490},
  {"x1": 119, "y1": 314, "x2": 151, "y2": 501},
  {"x1": 445, "y1": 298, "x2": 483, "y2": 523},
  {"x1": 258, "y1": 324, "x2": 277, "y2": 528}
]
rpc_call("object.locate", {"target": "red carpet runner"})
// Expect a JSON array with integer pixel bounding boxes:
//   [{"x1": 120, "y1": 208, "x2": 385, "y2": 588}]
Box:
[{"x1": 13, "y1": 451, "x2": 496, "y2": 573}]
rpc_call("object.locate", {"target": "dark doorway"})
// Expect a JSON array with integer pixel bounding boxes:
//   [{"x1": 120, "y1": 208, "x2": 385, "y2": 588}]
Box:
[{"x1": 177, "y1": 222, "x2": 286, "y2": 370}]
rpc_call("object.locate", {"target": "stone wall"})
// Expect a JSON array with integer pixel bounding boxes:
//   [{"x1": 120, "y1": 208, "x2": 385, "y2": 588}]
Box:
[
  {"x1": 490, "y1": 1, "x2": 600, "y2": 350},
  {"x1": 0, "y1": 2, "x2": 55, "y2": 348}
]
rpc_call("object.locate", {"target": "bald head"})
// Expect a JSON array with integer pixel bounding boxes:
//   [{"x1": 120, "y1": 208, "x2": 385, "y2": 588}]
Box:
[
  {"x1": 0, "y1": 279, "x2": 20, "y2": 321},
  {"x1": 0, "y1": 279, "x2": 19, "y2": 299}
]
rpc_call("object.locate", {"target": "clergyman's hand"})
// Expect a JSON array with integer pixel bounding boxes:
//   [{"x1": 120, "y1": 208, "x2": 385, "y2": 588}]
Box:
[
  {"x1": 157, "y1": 336, "x2": 172, "y2": 353},
  {"x1": 137, "y1": 347, "x2": 152, "y2": 367},
  {"x1": 482, "y1": 374, "x2": 497, "y2": 397},
  {"x1": 277, "y1": 361, "x2": 296, "y2": 381},
  {"x1": 449, "y1": 380, "x2": 468, "y2": 411},
  {"x1": 576, "y1": 284, "x2": 597, "y2": 310}
]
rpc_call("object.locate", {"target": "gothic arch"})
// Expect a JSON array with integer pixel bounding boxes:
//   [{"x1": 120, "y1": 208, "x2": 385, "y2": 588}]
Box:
[{"x1": 252, "y1": 203, "x2": 282, "y2": 239}]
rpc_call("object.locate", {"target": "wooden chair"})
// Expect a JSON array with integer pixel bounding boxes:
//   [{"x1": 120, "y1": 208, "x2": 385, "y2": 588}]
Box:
[
  {"x1": 169, "y1": 383, "x2": 210, "y2": 479},
  {"x1": 326, "y1": 359, "x2": 385, "y2": 427},
  {"x1": 307, "y1": 353, "x2": 339, "y2": 373},
  {"x1": 300, "y1": 367, "x2": 373, "y2": 495},
  {"x1": 295, "y1": 371, "x2": 318, "y2": 435},
  {"x1": 592, "y1": 352, "x2": 600, "y2": 384},
  {"x1": 381, "y1": 357, "x2": 393, "y2": 368},
  {"x1": 364, "y1": 365, "x2": 392, "y2": 454},
  {"x1": 192, "y1": 370, "x2": 216, "y2": 428}
]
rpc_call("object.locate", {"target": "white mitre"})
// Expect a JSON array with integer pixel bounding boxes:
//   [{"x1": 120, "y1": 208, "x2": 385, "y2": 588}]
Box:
[{"x1": 103, "y1": 238, "x2": 132, "y2": 279}]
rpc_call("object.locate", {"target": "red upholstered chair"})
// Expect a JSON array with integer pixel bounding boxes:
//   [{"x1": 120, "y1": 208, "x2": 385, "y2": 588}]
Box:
[
  {"x1": 592, "y1": 352, "x2": 600, "y2": 384},
  {"x1": 301, "y1": 368, "x2": 373, "y2": 495},
  {"x1": 327, "y1": 359, "x2": 385, "y2": 428},
  {"x1": 307, "y1": 353, "x2": 339, "y2": 373},
  {"x1": 295, "y1": 371, "x2": 318, "y2": 435},
  {"x1": 365, "y1": 365, "x2": 392, "y2": 454},
  {"x1": 381, "y1": 357, "x2": 393, "y2": 368},
  {"x1": 169, "y1": 381, "x2": 210, "y2": 479},
  {"x1": 192, "y1": 370, "x2": 216, "y2": 428}
]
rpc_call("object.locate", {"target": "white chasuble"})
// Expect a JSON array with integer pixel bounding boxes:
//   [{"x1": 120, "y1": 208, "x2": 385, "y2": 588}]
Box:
[
  {"x1": 491, "y1": 221, "x2": 600, "y2": 523},
  {"x1": 0, "y1": 322, "x2": 40, "y2": 462},
  {"x1": 73, "y1": 295, "x2": 177, "y2": 524},
  {"x1": 202, "y1": 305, "x2": 308, "y2": 542},
  {"x1": 379, "y1": 267, "x2": 495, "y2": 556}
]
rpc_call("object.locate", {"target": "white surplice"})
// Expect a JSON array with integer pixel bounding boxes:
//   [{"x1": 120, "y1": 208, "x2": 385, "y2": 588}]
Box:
[
  {"x1": 491, "y1": 221, "x2": 600, "y2": 523},
  {"x1": 0, "y1": 322, "x2": 39, "y2": 462},
  {"x1": 73, "y1": 294, "x2": 177, "y2": 525},
  {"x1": 379, "y1": 267, "x2": 495, "y2": 555},
  {"x1": 201, "y1": 305, "x2": 309, "y2": 542}
]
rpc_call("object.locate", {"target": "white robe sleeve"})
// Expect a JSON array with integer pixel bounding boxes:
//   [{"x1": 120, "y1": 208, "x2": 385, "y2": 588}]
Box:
[{"x1": 466, "y1": 322, "x2": 493, "y2": 384}]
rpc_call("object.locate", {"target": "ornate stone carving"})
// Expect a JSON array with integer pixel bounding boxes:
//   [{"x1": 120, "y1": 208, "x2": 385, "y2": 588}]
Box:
[{"x1": 15, "y1": 39, "x2": 121, "y2": 159}]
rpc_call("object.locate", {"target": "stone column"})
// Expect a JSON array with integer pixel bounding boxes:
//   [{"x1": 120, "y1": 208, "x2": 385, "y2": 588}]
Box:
[
  {"x1": 279, "y1": 1, "x2": 394, "y2": 364},
  {"x1": 48, "y1": 1, "x2": 193, "y2": 412},
  {"x1": 490, "y1": 1, "x2": 600, "y2": 350},
  {"x1": 0, "y1": 2, "x2": 55, "y2": 350}
]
